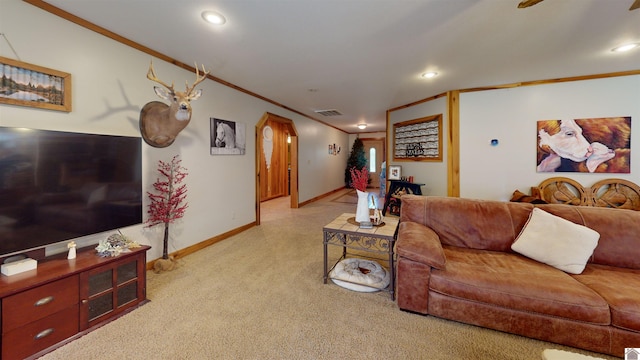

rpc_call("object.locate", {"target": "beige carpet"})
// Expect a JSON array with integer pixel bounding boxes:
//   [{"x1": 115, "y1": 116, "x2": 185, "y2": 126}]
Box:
[
  {"x1": 330, "y1": 188, "x2": 385, "y2": 206},
  {"x1": 39, "y1": 190, "x2": 619, "y2": 360},
  {"x1": 330, "y1": 188, "x2": 358, "y2": 204}
]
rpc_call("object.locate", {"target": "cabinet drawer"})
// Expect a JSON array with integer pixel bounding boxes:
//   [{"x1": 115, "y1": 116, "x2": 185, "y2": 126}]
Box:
[
  {"x1": 2, "y1": 275, "x2": 79, "y2": 333},
  {"x1": 2, "y1": 305, "x2": 78, "y2": 360}
]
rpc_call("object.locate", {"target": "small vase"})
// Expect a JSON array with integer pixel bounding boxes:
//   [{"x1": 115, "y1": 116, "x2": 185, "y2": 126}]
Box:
[{"x1": 355, "y1": 190, "x2": 371, "y2": 223}]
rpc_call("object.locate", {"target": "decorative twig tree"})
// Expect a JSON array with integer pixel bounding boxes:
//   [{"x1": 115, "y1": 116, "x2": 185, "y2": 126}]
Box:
[
  {"x1": 146, "y1": 155, "x2": 188, "y2": 269},
  {"x1": 349, "y1": 167, "x2": 369, "y2": 192}
]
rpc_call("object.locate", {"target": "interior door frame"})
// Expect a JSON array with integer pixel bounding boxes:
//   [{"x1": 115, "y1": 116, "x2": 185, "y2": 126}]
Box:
[
  {"x1": 360, "y1": 136, "x2": 386, "y2": 188},
  {"x1": 255, "y1": 112, "x2": 299, "y2": 225}
]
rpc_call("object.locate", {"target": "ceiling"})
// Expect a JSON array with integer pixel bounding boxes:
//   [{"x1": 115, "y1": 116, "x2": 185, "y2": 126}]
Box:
[{"x1": 40, "y1": 0, "x2": 640, "y2": 134}]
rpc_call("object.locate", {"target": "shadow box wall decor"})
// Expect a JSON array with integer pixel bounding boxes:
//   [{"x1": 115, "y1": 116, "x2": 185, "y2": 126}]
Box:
[
  {"x1": 0, "y1": 56, "x2": 72, "y2": 112},
  {"x1": 393, "y1": 114, "x2": 442, "y2": 162}
]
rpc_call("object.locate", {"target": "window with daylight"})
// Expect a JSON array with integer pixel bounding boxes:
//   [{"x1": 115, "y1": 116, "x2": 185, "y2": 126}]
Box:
[{"x1": 369, "y1": 148, "x2": 376, "y2": 173}]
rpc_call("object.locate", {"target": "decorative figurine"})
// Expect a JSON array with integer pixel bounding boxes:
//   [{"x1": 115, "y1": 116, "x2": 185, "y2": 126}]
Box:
[{"x1": 67, "y1": 241, "x2": 77, "y2": 260}]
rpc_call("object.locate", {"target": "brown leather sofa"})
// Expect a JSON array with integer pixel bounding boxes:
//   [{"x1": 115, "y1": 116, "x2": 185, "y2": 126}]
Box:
[{"x1": 395, "y1": 195, "x2": 640, "y2": 357}]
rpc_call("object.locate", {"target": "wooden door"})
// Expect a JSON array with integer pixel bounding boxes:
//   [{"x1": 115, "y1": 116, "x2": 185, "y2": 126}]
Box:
[
  {"x1": 361, "y1": 138, "x2": 385, "y2": 188},
  {"x1": 255, "y1": 112, "x2": 298, "y2": 225},
  {"x1": 259, "y1": 119, "x2": 289, "y2": 201}
]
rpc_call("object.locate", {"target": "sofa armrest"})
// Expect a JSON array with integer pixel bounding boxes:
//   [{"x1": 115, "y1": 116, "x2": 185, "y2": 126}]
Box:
[{"x1": 396, "y1": 221, "x2": 446, "y2": 269}]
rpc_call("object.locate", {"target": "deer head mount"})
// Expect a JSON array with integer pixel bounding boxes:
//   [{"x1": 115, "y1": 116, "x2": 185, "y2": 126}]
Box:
[{"x1": 139, "y1": 60, "x2": 209, "y2": 148}]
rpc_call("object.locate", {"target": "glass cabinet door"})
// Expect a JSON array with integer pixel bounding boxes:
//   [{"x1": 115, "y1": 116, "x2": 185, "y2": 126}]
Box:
[
  {"x1": 116, "y1": 260, "x2": 138, "y2": 307},
  {"x1": 80, "y1": 253, "x2": 144, "y2": 330},
  {"x1": 87, "y1": 268, "x2": 114, "y2": 322}
]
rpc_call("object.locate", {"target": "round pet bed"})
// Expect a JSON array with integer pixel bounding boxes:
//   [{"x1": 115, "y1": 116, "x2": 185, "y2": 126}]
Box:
[{"x1": 329, "y1": 258, "x2": 390, "y2": 292}]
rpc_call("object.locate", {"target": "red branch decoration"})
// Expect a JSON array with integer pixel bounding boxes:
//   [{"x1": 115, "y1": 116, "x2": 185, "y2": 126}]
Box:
[
  {"x1": 146, "y1": 155, "x2": 188, "y2": 259},
  {"x1": 349, "y1": 167, "x2": 369, "y2": 192}
]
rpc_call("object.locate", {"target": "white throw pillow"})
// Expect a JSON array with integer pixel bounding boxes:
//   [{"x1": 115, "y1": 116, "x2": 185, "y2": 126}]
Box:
[{"x1": 511, "y1": 208, "x2": 600, "y2": 274}]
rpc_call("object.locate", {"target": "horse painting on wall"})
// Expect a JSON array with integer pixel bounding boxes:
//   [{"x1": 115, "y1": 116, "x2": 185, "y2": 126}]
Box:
[
  {"x1": 210, "y1": 118, "x2": 246, "y2": 155},
  {"x1": 536, "y1": 116, "x2": 631, "y2": 173}
]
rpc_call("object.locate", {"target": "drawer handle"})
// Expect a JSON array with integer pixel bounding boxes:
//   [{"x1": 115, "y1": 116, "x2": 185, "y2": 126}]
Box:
[
  {"x1": 34, "y1": 328, "x2": 55, "y2": 340},
  {"x1": 34, "y1": 296, "x2": 54, "y2": 307}
]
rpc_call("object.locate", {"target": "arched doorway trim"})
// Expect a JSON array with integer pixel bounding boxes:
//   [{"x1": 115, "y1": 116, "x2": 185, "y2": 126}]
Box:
[{"x1": 255, "y1": 112, "x2": 299, "y2": 225}]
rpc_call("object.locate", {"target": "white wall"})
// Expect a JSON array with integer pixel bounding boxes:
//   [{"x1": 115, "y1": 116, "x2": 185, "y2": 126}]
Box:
[
  {"x1": 459, "y1": 75, "x2": 640, "y2": 200},
  {"x1": 0, "y1": 0, "x2": 348, "y2": 261},
  {"x1": 388, "y1": 97, "x2": 449, "y2": 196},
  {"x1": 386, "y1": 76, "x2": 639, "y2": 201},
  {"x1": 297, "y1": 122, "x2": 349, "y2": 202}
]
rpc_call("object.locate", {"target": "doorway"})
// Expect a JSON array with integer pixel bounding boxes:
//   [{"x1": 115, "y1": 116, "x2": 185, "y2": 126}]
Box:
[
  {"x1": 255, "y1": 112, "x2": 298, "y2": 225},
  {"x1": 361, "y1": 138, "x2": 385, "y2": 189}
]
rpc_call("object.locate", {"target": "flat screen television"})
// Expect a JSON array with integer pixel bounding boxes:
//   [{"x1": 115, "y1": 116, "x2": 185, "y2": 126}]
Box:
[{"x1": 0, "y1": 127, "x2": 142, "y2": 259}]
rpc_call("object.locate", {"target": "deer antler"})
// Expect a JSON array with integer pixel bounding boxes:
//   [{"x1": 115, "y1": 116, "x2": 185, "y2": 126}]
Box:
[
  {"x1": 185, "y1": 62, "x2": 210, "y2": 96},
  {"x1": 147, "y1": 60, "x2": 175, "y2": 91}
]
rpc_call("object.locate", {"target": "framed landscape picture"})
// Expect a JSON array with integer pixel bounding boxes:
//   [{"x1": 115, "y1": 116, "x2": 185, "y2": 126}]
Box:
[{"x1": 0, "y1": 56, "x2": 72, "y2": 112}]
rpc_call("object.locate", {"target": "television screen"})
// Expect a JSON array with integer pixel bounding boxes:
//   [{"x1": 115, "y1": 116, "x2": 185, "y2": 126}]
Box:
[{"x1": 0, "y1": 127, "x2": 142, "y2": 258}]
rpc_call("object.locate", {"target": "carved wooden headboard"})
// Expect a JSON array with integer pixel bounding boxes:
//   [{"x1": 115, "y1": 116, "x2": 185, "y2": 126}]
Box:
[{"x1": 533, "y1": 177, "x2": 640, "y2": 210}]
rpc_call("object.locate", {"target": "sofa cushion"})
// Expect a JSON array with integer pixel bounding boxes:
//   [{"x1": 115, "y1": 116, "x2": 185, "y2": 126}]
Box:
[
  {"x1": 511, "y1": 208, "x2": 600, "y2": 274},
  {"x1": 396, "y1": 221, "x2": 446, "y2": 269},
  {"x1": 573, "y1": 264, "x2": 640, "y2": 332},
  {"x1": 429, "y1": 246, "x2": 610, "y2": 325},
  {"x1": 399, "y1": 195, "x2": 534, "y2": 252},
  {"x1": 537, "y1": 204, "x2": 640, "y2": 270}
]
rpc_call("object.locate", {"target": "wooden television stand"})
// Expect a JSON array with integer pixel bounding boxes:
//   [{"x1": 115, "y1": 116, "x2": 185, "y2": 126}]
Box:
[{"x1": 0, "y1": 245, "x2": 150, "y2": 360}]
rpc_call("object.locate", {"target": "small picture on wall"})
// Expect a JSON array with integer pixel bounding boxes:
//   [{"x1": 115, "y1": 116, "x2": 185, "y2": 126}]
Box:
[
  {"x1": 210, "y1": 118, "x2": 246, "y2": 155},
  {"x1": 388, "y1": 165, "x2": 402, "y2": 180},
  {"x1": 328, "y1": 144, "x2": 341, "y2": 155},
  {"x1": 536, "y1": 117, "x2": 631, "y2": 173}
]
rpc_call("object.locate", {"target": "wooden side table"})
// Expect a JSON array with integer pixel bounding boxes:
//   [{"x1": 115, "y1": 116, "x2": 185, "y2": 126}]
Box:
[
  {"x1": 383, "y1": 180, "x2": 424, "y2": 216},
  {"x1": 323, "y1": 213, "x2": 400, "y2": 300}
]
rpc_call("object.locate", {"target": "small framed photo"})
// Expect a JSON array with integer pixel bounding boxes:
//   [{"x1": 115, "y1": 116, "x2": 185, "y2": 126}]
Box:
[{"x1": 388, "y1": 165, "x2": 402, "y2": 180}]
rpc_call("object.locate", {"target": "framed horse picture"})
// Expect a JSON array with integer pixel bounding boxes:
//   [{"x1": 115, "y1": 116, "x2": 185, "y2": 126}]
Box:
[{"x1": 210, "y1": 118, "x2": 246, "y2": 155}]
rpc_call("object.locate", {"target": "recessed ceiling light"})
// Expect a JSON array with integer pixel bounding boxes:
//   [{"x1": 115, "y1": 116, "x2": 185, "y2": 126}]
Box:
[
  {"x1": 421, "y1": 71, "x2": 438, "y2": 79},
  {"x1": 611, "y1": 43, "x2": 639, "y2": 52},
  {"x1": 357, "y1": 124, "x2": 367, "y2": 130},
  {"x1": 202, "y1": 11, "x2": 226, "y2": 25}
]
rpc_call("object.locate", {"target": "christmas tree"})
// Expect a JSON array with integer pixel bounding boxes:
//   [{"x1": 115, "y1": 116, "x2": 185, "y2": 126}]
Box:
[{"x1": 345, "y1": 138, "x2": 368, "y2": 188}]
